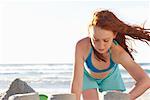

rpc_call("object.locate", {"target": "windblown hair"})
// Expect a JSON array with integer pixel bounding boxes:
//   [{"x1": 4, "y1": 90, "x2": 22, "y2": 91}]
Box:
[{"x1": 89, "y1": 10, "x2": 150, "y2": 62}]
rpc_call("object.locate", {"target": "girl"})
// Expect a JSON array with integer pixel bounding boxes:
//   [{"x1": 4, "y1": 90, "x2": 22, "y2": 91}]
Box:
[{"x1": 71, "y1": 10, "x2": 150, "y2": 100}]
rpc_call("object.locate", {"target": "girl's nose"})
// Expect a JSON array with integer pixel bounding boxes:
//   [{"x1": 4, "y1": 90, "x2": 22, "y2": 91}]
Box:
[{"x1": 98, "y1": 42, "x2": 105, "y2": 49}]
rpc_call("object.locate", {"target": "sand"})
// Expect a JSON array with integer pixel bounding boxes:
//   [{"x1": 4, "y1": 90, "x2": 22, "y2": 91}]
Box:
[{"x1": 0, "y1": 78, "x2": 149, "y2": 100}]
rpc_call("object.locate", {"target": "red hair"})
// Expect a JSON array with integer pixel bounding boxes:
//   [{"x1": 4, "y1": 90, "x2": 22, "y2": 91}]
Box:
[{"x1": 90, "y1": 10, "x2": 150, "y2": 61}]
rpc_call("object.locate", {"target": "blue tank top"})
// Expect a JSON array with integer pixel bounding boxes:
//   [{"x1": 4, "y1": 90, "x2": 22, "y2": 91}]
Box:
[{"x1": 84, "y1": 40, "x2": 118, "y2": 73}]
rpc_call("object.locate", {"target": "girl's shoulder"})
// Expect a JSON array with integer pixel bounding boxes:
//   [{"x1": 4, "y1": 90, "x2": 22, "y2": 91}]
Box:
[
  {"x1": 76, "y1": 37, "x2": 91, "y2": 60},
  {"x1": 111, "y1": 42, "x2": 127, "y2": 64},
  {"x1": 76, "y1": 37, "x2": 90, "y2": 48}
]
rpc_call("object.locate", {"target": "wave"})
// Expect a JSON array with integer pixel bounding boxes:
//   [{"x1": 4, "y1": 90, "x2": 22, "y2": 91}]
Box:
[{"x1": 0, "y1": 64, "x2": 149, "y2": 93}]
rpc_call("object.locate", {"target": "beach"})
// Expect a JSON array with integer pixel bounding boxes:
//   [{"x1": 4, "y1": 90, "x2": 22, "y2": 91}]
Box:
[{"x1": 0, "y1": 64, "x2": 149, "y2": 99}]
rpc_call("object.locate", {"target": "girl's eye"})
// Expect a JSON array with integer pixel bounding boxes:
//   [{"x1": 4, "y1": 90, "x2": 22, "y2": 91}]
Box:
[{"x1": 104, "y1": 40, "x2": 109, "y2": 42}]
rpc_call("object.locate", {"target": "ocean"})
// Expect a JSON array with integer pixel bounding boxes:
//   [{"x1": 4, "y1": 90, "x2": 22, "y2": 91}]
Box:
[{"x1": 0, "y1": 63, "x2": 150, "y2": 94}]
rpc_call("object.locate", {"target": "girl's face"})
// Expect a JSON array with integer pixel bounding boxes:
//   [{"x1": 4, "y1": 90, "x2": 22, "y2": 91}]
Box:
[{"x1": 89, "y1": 26, "x2": 116, "y2": 54}]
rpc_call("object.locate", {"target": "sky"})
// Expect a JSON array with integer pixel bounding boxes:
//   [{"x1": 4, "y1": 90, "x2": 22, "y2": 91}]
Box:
[{"x1": 0, "y1": 0, "x2": 150, "y2": 64}]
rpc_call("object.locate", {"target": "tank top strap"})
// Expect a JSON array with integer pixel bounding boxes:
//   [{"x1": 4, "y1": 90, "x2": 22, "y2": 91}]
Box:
[{"x1": 113, "y1": 40, "x2": 119, "y2": 45}]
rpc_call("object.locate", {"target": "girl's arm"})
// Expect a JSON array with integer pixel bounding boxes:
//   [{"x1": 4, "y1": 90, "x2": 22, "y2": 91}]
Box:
[
  {"x1": 117, "y1": 46, "x2": 150, "y2": 100},
  {"x1": 71, "y1": 41, "x2": 84, "y2": 100}
]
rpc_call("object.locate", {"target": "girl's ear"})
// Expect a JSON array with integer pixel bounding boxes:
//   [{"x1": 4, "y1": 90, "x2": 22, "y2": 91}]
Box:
[{"x1": 113, "y1": 32, "x2": 117, "y2": 39}]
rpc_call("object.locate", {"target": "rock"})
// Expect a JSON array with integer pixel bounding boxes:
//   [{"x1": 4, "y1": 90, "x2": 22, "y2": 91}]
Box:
[
  {"x1": 104, "y1": 92, "x2": 130, "y2": 100},
  {"x1": 1, "y1": 78, "x2": 35, "y2": 100},
  {"x1": 50, "y1": 93, "x2": 76, "y2": 100},
  {"x1": 8, "y1": 92, "x2": 39, "y2": 100}
]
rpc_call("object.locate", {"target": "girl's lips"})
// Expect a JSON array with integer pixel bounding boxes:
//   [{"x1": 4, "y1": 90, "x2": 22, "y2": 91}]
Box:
[
  {"x1": 97, "y1": 49, "x2": 105, "y2": 53},
  {"x1": 98, "y1": 49, "x2": 104, "y2": 51}
]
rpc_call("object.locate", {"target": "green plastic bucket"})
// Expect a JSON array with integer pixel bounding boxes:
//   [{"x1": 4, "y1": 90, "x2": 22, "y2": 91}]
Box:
[{"x1": 39, "y1": 94, "x2": 48, "y2": 100}]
